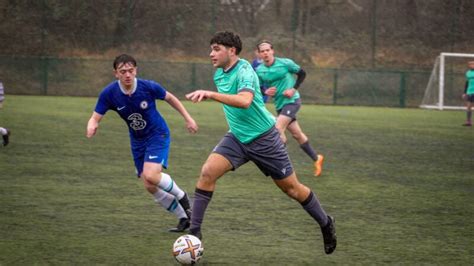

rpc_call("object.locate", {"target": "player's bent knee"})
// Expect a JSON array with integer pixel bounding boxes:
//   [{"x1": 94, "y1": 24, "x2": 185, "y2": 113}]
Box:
[
  {"x1": 142, "y1": 172, "x2": 159, "y2": 186},
  {"x1": 200, "y1": 165, "x2": 218, "y2": 184},
  {"x1": 279, "y1": 181, "x2": 307, "y2": 201},
  {"x1": 284, "y1": 187, "x2": 300, "y2": 199},
  {"x1": 145, "y1": 185, "x2": 156, "y2": 194}
]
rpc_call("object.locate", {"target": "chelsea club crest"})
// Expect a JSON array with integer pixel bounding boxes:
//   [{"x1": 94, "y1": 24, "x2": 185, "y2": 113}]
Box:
[{"x1": 140, "y1": 100, "x2": 148, "y2": 109}]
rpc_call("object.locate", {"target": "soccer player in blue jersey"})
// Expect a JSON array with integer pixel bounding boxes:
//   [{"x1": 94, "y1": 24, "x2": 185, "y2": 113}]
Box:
[
  {"x1": 462, "y1": 61, "x2": 474, "y2": 127},
  {"x1": 86, "y1": 54, "x2": 199, "y2": 232},
  {"x1": 255, "y1": 41, "x2": 324, "y2": 177},
  {"x1": 185, "y1": 31, "x2": 336, "y2": 254},
  {"x1": 251, "y1": 49, "x2": 268, "y2": 103}
]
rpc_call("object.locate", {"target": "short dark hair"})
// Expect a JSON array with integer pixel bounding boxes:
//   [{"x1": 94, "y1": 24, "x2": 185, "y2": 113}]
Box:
[
  {"x1": 210, "y1": 31, "x2": 242, "y2": 55},
  {"x1": 256, "y1": 40, "x2": 273, "y2": 51},
  {"x1": 113, "y1": 54, "x2": 137, "y2": 70}
]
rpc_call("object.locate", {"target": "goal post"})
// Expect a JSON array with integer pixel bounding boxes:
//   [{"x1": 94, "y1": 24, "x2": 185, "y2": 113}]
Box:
[{"x1": 420, "y1": 52, "x2": 474, "y2": 110}]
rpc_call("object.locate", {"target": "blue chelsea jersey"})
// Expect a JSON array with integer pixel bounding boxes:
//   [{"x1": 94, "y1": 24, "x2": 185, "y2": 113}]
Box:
[{"x1": 94, "y1": 78, "x2": 170, "y2": 140}]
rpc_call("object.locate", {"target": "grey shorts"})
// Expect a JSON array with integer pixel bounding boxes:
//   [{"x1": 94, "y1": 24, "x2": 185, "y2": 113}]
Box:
[
  {"x1": 213, "y1": 127, "x2": 294, "y2": 180},
  {"x1": 467, "y1": 94, "x2": 474, "y2": 103},
  {"x1": 277, "y1": 98, "x2": 302, "y2": 122}
]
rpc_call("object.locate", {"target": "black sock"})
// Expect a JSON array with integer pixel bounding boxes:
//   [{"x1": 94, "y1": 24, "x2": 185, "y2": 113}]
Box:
[
  {"x1": 301, "y1": 191, "x2": 328, "y2": 227},
  {"x1": 300, "y1": 141, "x2": 318, "y2": 161},
  {"x1": 189, "y1": 188, "x2": 213, "y2": 234}
]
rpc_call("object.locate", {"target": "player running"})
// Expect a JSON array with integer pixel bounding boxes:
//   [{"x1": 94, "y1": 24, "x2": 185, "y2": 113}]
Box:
[
  {"x1": 462, "y1": 61, "x2": 474, "y2": 126},
  {"x1": 255, "y1": 41, "x2": 324, "y2": 176},
  {"x1": 86, "y1": 54, "x2": 198, "y2": 232},
  {"x1": 185, "y1": 31, "x2": 337, "y2": 254}
]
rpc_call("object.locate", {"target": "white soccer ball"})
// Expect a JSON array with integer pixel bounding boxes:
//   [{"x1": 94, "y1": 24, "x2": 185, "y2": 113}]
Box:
[{"x1": 172, "y1": 234, "x2": 204, "y2": 265}]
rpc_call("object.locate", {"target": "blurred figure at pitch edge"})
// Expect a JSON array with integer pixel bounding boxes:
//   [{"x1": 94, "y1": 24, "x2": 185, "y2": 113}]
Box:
[
  {"x1": 251, "y1": 49, "x2": 268, "y2": 103},
  {"x1": 0, "y1": 82, "x2": 10, "y2": 146},
  {"x1": 255, "y1": 40, "x2": 324, "y2": 177},
  {"x1": 185, "y1": 31, "x2": 336, "y2": 254},
  {"x1": 86, "y1": 54, "x2": 198, "y2": 232},
  {"x1": 462, "y1": 61, "x2": 474, "y2": 126}
]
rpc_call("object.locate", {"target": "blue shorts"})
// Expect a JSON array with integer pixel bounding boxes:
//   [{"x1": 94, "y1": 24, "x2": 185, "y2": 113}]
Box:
[{"x1": 131, "y1": 133, "x2": 170, "y2": 177}]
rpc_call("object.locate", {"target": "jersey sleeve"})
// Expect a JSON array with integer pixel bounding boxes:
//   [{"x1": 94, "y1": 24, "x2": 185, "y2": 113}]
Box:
[
  {"x1": 94, "y1": 90, "x2": 112, "y2": 115},
  {"x1": 282, "y1": 58, "x2": 301, "y2": 74},
  {"x1": 237, "y1": 64, "x2": 257, "y2": 94},
  {"x1": 149, "y1": 80, "x2": 167, "y2": 100}
]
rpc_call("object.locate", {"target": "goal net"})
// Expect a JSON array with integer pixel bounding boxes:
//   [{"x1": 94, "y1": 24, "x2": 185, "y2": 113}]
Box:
[{"x1": 420, "y1": 52, "x2": 474, "y2": 110}]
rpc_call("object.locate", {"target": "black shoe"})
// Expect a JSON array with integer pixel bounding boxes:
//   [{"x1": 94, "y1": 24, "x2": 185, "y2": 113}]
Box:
[
  {"x1": 169, "y1": 218, "x2": 190, "y2": 233},
  {"x1": 179, "y1": 193, "x2": 192, "y2": 219},
  {"x1": 2, "y1": 128, "x2": 9, "y2": 146},
  {"x1": 321, "y1": 215, "x2": 337, "y2": 254},
  {"x1": 189, "y1": 229, "x2": 202, "y2": 240}
]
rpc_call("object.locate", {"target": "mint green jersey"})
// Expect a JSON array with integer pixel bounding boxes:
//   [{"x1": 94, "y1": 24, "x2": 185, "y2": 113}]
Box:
[
  {"x1": 256, "y1": 57, "x2": 301, "y2": 111},
  {"x1": 213, "y1": 59, "x2": 276, "y2": 144},
  {"x1": 466, "y1": 70, "x2": 474, "y2": 94}
]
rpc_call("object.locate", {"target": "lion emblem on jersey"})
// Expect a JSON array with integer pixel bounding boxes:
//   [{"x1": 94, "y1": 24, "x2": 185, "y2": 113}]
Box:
[
  {"x1": 128, "y1": 113, "x2": 147, "y2": 130},
  {"x1": 140, "y1": 100, "x2": 148, "y2": 109}
]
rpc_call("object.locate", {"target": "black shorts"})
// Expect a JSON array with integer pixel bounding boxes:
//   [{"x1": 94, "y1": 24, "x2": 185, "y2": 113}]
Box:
[
  {"x1": 277, "y1": 98, "x2": 302, "y2": 123},
  {"x1": 213, "y1": 127, "x2": 294, "y2": 180},
  {"x1": 467, "y1": 94, "x2": 474, "y2": 103}
]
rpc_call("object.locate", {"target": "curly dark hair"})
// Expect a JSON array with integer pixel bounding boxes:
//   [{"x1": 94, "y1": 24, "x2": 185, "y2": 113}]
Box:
[{"x1": 210, "y1": 31, "x2": 242, "y2": 55}]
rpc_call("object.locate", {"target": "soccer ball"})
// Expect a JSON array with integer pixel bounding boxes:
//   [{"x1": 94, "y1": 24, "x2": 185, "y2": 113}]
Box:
[{"x1": 172, "y1": 234, "x2": 204, "y2": 265}]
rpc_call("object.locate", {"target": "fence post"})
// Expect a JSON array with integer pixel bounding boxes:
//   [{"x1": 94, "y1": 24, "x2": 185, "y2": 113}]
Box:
[
  {"x1": 399, "y1": 72, "x2": 406, "y2": 108},
  {"x1": 41, "y1": 57, "x2": 49, "y2": 95},
  {"x1": 190, "y1": 63, "x2": 196, "y2": 89},
  {"x1": 371, "y1": 0, "x2": 377, "y2": 68},
  {"x1": 333, "y1": 69, "x2": 338, "y2": 105}
]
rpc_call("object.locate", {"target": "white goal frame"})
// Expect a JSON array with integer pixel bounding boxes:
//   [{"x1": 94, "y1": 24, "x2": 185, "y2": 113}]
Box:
[{"x1": 420, "y1": 52, "x2": 474, "y2": 110}]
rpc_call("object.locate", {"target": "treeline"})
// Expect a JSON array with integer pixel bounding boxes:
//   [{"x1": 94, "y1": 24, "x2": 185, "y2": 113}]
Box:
[{"x1": 1, "y1": 0, "x2": 473, "y2": 69}]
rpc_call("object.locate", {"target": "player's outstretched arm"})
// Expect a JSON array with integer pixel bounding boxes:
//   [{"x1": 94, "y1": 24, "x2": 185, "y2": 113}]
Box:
[
  {"x1": 164, "y1": 91, "x2": 198, "y2": 134},
  {"x1": 86, "y1": 112, "x2": 103, "y2": 138},
  {"x1": 186, "y1": 90, "x2": 253, "y2": 109}
]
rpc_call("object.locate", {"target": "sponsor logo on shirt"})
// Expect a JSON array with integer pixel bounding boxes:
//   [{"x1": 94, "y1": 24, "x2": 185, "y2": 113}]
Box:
[{"x1": 128, "y1": 113, "x2": 147, "y2": 130}]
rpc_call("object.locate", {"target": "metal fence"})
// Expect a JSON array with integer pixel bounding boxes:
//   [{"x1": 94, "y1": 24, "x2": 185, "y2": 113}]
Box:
[
  {"x1": 1, "y1": 0, "x2": 472, "y2": 107},
  {"x1": 1, "y1": 55, "x2": 446, "y2": 107}
]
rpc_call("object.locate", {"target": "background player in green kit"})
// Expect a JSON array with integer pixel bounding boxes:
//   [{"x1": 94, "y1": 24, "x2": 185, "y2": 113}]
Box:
[
  {"x1": 255, "y1": 40, "x2": 324, "y2": 177},
  {"x1": 462, "y1": 61, "x2": 474, "y2": 126},
  {"x1": 185, "y1": 31, "x2": 337, "y2": 255}
]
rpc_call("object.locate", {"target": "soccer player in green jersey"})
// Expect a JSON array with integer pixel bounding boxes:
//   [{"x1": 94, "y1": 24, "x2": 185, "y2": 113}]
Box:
[
  {"x1": 462, "y1": 61, "x2": 474, "y2": 126},
  {"x1": 255, "y1": 40, "x2": 324, "y2": 177},
  {"x1": 185, "y1": 31, "x2": 336, "y2": 255}
]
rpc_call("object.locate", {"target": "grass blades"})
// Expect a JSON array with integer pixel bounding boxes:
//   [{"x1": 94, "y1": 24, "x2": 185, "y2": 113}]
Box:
[{"x1": 0, "y1": 95, "x2": 473, "y2": 265}]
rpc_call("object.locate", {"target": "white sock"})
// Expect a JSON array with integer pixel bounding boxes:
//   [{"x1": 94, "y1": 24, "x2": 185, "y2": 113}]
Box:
[
  {"x1": 158, "y1": 173, "x2": 185, "y2": 200},
  {"x1": 0, "y1": 127, "x2": 6, "y2": 135},
  {"x1": 153, "y1": 189, "x2": 187, "y2": 219}
]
